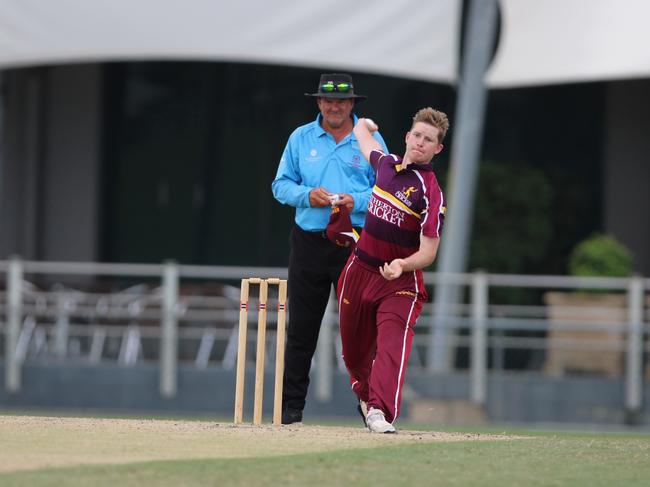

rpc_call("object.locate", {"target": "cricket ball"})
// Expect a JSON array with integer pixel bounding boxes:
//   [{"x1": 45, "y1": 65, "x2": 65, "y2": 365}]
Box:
[{"x1": 365, "y1": 118, "x2": 378, "y2": 131}]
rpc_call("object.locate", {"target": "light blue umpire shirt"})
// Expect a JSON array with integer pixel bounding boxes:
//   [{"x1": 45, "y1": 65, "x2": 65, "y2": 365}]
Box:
[{"x1": 272, "y1": 114, "x2": 388, "y2": 232}]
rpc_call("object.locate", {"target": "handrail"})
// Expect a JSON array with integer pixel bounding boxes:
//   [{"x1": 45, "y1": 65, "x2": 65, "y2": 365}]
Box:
[{"x1": 3, "y1": 259, "x2": 648, "y2": 288}]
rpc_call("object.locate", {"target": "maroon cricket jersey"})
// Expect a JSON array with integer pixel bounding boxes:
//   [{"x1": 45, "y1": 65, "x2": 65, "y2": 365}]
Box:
[{"x1": 354, "y1": 150, "x2": 445, "y2": 267}]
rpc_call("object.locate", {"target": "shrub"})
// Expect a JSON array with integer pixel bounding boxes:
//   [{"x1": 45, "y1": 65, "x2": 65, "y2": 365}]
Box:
[{"x1": 568, "y1": 233, "x2": 633, "y2": 277}]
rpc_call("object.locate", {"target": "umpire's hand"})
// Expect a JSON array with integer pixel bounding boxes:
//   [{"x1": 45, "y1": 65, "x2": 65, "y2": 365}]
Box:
[
  {"x1": 335, "y1": 193, "x2": 354, "y2": 211},
  {"x1": 309, "y1": 187, "x2": 335, "y2": 207}
]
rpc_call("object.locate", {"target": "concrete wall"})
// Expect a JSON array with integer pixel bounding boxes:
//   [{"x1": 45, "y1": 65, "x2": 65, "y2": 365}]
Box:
[
  {"x1": 604, "y1": 80, "x2": 650, "y2": 275},
  {"x1": 0, "y1": 69, "x2": 44, "y2": 259},
  {"x1": 41, "y1": 65, "x2": 102, "y2": 262},
  {"x1": 0, "y1": 65, "x2": 102, "y2": 261}
]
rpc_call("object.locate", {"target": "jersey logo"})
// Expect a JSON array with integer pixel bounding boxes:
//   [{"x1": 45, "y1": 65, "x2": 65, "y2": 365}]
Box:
[
  {"x1": 306, "y1": 148, "x2": 322, "y2": 162},
  {"x1": 347, "y1": 155, "x2": 363, "y2": 169},
  {"x1": 395, "y1": 186, "x2": 418, "y2": 207},
  {"x1": 404, "y1": 187, "x2": 418, "y2": 197},
  {"x1": 368, "y1": 196, "x2": 407, "y2": 227},
  {"x1": 343, "y1": 298, "x2": 350, "y2": 305}
]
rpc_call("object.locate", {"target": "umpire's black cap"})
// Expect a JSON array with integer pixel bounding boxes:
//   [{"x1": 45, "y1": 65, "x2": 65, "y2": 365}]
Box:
[{"x1": 305, "y1": 73, "x2": 367, "y2": 102}]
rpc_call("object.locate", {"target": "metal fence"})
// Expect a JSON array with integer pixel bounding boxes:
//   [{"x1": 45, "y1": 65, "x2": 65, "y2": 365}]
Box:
[{"x1": 1, "y1": 258, "x2": 649, "y2": 413}]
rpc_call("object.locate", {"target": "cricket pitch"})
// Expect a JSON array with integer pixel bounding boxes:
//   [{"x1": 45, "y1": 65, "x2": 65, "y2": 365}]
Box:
[{"x1": 0, "y1": 415, "x2": 508, "y2": 473}]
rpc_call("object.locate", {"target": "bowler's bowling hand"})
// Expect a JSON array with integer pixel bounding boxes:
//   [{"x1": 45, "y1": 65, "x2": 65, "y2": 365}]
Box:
[
  {"x1": 379, "y1": 259, "x2": 406, "y2": 280},
  {"x1": 364, "y1": 118, "x2": 378, "y2": 132}
]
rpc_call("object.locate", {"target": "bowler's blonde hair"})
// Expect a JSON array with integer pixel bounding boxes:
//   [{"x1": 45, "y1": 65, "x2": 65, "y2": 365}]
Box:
[{"x1": 412, "y1": 107, "x2": 449, "y2": 143}]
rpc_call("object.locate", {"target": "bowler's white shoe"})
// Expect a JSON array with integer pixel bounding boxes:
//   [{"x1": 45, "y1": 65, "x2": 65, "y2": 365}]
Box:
[
  {"x1": 357, "y1": 399, "x2": 368, "y2": 427},
  {"x1": 366, "y1": 407, "x2": 396, "y2": 434}
]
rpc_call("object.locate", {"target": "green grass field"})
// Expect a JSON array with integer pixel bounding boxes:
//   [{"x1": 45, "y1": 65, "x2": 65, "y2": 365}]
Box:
[{"x1": 1, "y1": 414, "x2": 649, "y2": 486}]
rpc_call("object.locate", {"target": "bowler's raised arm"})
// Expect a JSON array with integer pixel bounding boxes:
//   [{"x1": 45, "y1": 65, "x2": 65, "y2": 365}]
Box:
[{"x1": 353, "y1": 118, "x2": 382, "y2": 162}]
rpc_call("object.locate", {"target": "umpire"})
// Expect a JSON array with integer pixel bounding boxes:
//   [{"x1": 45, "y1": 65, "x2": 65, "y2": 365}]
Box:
[{"x1": 272, "y1": 73, "x2": 387, "y2": 424}]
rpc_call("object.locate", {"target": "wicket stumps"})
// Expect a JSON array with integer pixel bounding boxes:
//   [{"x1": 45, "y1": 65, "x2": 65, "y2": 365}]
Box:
[{"x1": 233, "y1": 277, "x2": 287, "y2": 426}]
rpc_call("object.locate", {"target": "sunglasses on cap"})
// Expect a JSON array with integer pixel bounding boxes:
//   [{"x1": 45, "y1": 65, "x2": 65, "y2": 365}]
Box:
[{"x1": 320, "y1": 82, "x2": 351, "y2": 93}]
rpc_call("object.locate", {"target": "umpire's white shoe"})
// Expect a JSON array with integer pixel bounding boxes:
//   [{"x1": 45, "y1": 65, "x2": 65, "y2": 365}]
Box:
[{"x1": 366, "y1": 408, "x2": 396, "y2": 434}]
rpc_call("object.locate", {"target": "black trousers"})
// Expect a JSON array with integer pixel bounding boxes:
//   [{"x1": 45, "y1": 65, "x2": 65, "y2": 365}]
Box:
[{"x1": 283, "y1": 225, "x2": 353, "y2": 411}]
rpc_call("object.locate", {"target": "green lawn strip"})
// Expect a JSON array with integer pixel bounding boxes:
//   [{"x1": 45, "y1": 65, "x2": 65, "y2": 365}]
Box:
[
  {"x1": 2, "y1": 436, "x2": 649, "y2": 487},
  {"x1": 403, "y1": 422, "x2": 650, "y2": 439}
]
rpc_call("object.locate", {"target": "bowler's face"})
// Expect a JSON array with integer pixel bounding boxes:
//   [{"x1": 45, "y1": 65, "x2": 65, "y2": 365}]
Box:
[
  {"x1": 405, "y1": 122, "x2": 443, "y2": 164},
  {"x1": 317, "y1": 98, "x2": 354, "y2": 130}
]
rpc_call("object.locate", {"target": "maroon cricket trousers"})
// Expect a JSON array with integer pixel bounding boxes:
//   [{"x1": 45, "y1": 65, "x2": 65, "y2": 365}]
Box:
[{"x1": 337, "y1": 254, "x2": 426, "y2": 423}]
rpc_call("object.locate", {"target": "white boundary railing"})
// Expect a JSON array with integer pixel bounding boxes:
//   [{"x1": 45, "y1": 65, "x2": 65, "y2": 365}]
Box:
[
  {"x1": 0, "y1": 258, "x2": 288, "y2": 398},
  {"x1": 1, "y1": 258, "x2": 648, "y2": 416}
]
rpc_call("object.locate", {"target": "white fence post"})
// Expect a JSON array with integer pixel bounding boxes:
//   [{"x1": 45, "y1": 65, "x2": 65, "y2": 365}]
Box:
[
  {"x1": 470, "y1": 270, "x2": 488, "y2": 405},
  {"x1": 160, "y1": 261, "x2": 179, "y2": 398},
  {"x1": 625, "y1": 276, "x2": 644, "y2": 421},
  {"x1": 5, "y1": 257, "x2": 23, "y2": 393},
  {"x1": 53, "y1": 296, "x2": 73, "y2": 358}
]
